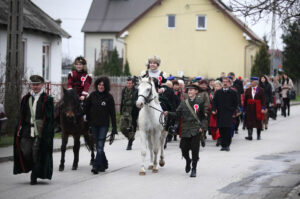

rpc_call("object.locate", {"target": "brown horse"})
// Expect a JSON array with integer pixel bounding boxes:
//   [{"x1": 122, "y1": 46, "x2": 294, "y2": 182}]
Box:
[{"x1": 58, "y1": 88, "x2": 94, "y2": 171}]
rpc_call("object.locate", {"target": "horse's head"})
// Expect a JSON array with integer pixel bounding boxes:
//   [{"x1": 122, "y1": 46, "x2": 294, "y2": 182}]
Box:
[
  {"x1": 61, "y1": 88, "x2": 80, "y2": 121},
  {"x1": 136, "y1": 77, "x2": 156, "y2": 108}
]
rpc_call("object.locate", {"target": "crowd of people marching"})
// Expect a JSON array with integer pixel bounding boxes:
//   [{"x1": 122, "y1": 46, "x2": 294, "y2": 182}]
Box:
[{"x1": 11, "y1": 55, "x2": 296, "y2": 184}]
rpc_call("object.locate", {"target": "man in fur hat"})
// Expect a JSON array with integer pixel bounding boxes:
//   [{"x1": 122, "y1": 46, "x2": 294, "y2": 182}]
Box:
[
  {"x1": 13, "y1": 75, "x2": 54, "y2": 185},
  {"x1": 141, "y1": 56, "x2": 176, "y2": 147}
]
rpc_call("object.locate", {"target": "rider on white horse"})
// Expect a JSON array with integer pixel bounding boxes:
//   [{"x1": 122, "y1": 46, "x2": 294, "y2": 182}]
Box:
[{"x1": 141, "y1": 56, "x2": 177, "y2": 148}]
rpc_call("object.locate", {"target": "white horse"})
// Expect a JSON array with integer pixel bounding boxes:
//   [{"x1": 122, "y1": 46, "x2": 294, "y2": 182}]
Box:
[{"x1": 136, "y1": 77, "x2": 168, "y2": 175}]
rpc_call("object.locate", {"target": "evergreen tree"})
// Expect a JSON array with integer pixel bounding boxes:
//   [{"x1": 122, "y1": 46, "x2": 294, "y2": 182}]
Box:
[
  {"x1": 108, "y1": 48, "x2": 122, "y2": 76},
  {"x1": 282, "y1": 20, "x2": 300, "y2": 80},
  {"x1": 251, "y1": 42, "x2": 270, "y2": 77},
  {"x1": 123, "y1": 60, "x2": 131, "y2": 76}
]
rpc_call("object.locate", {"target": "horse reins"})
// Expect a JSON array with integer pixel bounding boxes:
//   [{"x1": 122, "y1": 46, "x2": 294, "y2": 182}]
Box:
[{"x1": 138, "y1": 81, "x2": 167, "y2": 126}]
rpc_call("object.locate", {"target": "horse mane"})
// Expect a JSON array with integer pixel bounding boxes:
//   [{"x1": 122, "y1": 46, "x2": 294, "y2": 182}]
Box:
[{"x1": 63, "y1": 89, "x2": 79, "y2": 104}]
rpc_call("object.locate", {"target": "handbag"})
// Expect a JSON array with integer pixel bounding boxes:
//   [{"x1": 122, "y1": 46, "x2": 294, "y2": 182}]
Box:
[{"x1": 287, "y1": 90, "x2": 296, "y2": 100}]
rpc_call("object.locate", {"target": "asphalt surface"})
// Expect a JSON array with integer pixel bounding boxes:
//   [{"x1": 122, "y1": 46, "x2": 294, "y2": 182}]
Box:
[{"x1": 0, "y1": 105, "x2": 300, "y2": 199}]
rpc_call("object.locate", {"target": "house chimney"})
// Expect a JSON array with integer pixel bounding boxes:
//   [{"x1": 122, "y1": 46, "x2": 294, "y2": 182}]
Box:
[{"x1": 55, "y1": 19, "x2": 62, "y2": 26}]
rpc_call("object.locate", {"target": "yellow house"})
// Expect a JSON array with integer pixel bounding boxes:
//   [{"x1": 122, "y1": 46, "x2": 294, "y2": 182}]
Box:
[{"x1": 117, "y1": 0, "x2": 261, "y2": 78}]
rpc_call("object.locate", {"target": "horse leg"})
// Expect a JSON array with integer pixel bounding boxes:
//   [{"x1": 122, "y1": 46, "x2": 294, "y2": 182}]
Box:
[
  {"x1": 139, "y1": 130, "x2": 147, "y2": 176},
  {"x1": 72, "y1": 135, "x2": 80, "y2": 170},
  {"x1": 159, "y1": 130, "x2": 168, "y2": 167},
  {"x1": 152, "y1": 129, "x2": 160, "y2": 173},
  {"x1": 147, "y1": 132, "x2": 154, "y2": 170},
  {"x1": 59, "y1": 133, "x2": 69, "y2": 171}
]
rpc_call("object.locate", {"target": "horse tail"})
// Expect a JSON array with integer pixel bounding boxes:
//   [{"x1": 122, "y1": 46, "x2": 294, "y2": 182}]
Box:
[
  {"x1": 83, "y1": 125, "x2": 94, "y2": 151},
  {"x1": 83, "y1": 132, "x2": 93, "y2": 152}
]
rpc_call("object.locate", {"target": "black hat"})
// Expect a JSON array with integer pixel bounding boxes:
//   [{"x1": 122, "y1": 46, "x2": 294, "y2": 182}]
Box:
[
  {"x1": 29, "y1": 75, "x2": 44, "y2": 84},
  {"x1": 186, "y1": 84, "x2": 200, "y2": 91}
]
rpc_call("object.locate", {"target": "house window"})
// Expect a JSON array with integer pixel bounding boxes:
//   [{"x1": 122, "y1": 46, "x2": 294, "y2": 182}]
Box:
[
  {"x1": 42, "y1": 44, "x2": 50, "y2": 81},
  {"x1": 167, "y1": 15, "x2": 176, "y2": 28},
  {"x1": 196, "y1": 15, "x2": 206, "y2": 30},
  {"x1": 101, "y1": 39, "x2": 114, "y2": 60}
]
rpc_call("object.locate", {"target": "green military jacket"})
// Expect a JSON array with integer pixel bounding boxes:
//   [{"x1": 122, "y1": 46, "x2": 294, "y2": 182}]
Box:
[{"x1": 169, "y1": 97, "x2": 207, "y2": 138}]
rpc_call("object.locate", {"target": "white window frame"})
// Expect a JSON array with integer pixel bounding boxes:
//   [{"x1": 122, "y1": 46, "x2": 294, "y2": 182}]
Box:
[
  {"x1": 196, "y1": 15, "x2": 207, "y2": 30},
  {"x1": 167, "y1": 14, "x2": 176, "y2": 29},
  {"x1": 22, "y1": 38, "x2": 27, "y2": 74},
  {"x1": 42, "y1": 43, "x2": 51, "y2": 81}
]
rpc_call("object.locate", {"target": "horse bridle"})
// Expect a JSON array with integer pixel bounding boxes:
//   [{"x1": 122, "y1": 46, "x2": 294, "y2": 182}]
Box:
[{"x1": 138, "y1": 82, "x2": 155, "y2": 105}]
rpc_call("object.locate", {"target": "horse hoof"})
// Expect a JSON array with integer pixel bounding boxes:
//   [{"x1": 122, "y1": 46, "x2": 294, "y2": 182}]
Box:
[
  {"x1": 59, "y1": 165, "x2": 64, "y2": 172},
  {"x1": 148, "y1": 165, "x2": 154, "y2": 170},
  {"x1": 72, "y1": 165, "x2": 78, "y2": 170},
  {"x1": 152, "y1": 169, "x2": 159, "y2": 173},
  {"x1": 139, "y1": 171, "x2": 146, "y2": 176},
  {"x1": 159, "y1": 160, "x2": 165, "y2": 167}
]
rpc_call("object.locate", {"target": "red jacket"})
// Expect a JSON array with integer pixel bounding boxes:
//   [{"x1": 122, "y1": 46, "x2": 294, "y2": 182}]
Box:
[{"x1": 67, "y1": 70, "x2": 92, "y2": 98}]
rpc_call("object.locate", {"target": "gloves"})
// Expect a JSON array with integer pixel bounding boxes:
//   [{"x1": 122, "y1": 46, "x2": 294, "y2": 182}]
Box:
[{"x1": 109, "y1": 127, "x2": 118, "y2": 145}]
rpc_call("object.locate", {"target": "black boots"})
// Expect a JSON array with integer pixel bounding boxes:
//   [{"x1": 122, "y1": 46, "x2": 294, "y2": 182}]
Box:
[
  {"x1": 126, "y1": 139, "x2": 134, "y2": 150},
  {"x1": 257, "y1": 129, "x2": 261, "y2": 140},
  {"x1": 30, "y1": 172, "x2": 37, "y2": 185},
  {"x1": 245, "y1": 129, "x2": 253, "y2": 140},
  {"x1": 185, "y1": 158, "x2": 191, "y2": 173},
  {"x1": 190, "y1": 161, "x2": 197, "y2": 177}
]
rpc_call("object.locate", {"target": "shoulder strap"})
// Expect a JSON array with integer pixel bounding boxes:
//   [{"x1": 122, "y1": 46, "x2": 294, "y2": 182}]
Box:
[{"x1": 184, "y1": 99, "x2": 201, "y2": 124}]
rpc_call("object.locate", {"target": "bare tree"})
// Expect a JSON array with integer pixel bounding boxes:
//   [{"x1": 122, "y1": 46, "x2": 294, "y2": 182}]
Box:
[{"x1": 229, "y1": 0, "x2": 300, "y2": 25}]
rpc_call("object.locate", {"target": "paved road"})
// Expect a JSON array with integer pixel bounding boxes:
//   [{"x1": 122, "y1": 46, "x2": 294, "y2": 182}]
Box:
[{"x1": 1, "y1": 106, "x2": 300, "y2": 199}]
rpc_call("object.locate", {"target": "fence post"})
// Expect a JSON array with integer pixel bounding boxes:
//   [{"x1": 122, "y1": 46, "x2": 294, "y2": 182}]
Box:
[{"x1": 46, "y1": 82, "x2": 50, "y2": 95}]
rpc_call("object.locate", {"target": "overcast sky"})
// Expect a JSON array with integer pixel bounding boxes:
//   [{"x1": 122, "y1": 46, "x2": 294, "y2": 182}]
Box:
[{"x1": 32, "y1": 0, "x2": 284, "y2": 60}]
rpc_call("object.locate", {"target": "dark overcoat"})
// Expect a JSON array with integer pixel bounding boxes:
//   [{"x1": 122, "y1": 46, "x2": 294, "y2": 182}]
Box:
[
  {"x1": 13, "y1": 93, "x2": 54, "y2": 180},
  {"x1": 212, "y1": 88, "x2": 238, "y2": 128},
  {"x1": 244, "y1": 87, "x2": 266, "y2": 129}
]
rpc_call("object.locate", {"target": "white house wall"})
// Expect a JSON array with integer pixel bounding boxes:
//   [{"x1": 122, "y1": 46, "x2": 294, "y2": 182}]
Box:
[
  {"x1": 0, "y1": 28, "x2": 62, "y2": 83},
  {"x1": 84, "y1": 32, "x2": 124, "y2": 74},
  {"x1": 0, "y1": 28, "x2": 7, "y2": 78}
]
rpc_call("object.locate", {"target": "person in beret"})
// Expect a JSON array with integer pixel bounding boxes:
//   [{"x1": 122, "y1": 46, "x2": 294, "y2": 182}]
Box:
[
  {"x1": 244, "y1": 77, "x2": 266, "y2": 140},
  {"x1": 13, "y1": 75, "x2": 54, "y2": 185}
]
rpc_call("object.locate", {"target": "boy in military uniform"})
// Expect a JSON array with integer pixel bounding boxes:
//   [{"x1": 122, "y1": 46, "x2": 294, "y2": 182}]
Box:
[
  {"x1": 120, "y1": 77, "x2": 139, "y2": 150},
  {"x1": 13, "y1": 75, "x2": 54, "y2": 185},
  {"x1": 164, "y1": 84, "x2": 207, "y2": 177}
]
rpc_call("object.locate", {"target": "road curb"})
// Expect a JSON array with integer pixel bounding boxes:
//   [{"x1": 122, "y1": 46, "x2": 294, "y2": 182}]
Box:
[
  {"x1": 0, "y1": 135, "x2": 126, "y2": 164},
  {"x1": 291, "y1": 102, "x2": 300, "y2": 106},
  {"x1": 0, "y1": 145, "x2": 82, "y2": 163}
]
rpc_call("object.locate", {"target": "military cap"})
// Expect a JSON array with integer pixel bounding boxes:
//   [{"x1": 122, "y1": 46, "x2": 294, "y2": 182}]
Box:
[
  {"x1": 250, "y1": 77, "x2": 259, "y2": 81},
  {"x1": 29, "y1": 75, "x2": 44, "y2": 84},
  {"x1": 186, "y1": 84, "x2": 200, "y2": 91}
]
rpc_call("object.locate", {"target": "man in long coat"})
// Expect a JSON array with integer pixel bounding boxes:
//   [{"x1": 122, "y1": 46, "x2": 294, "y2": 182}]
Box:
[
  {"x1": 244, "y1": 77, "x2": 266, "y2": 140},
  {"x1": 212, "y1": 77, "x2": 238, "y2": 151},
  {"x1": 14, "y1": 75, "x2": 54, "y2": 185}
]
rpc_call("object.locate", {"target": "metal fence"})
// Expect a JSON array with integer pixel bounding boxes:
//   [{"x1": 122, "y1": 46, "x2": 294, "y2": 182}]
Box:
[{"x1": 0, "y1": 76, "x2": 127, "y2": 110}]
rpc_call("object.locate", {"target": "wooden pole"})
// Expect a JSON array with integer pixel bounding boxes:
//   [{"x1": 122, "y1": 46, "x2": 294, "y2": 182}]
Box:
[{"x1": 4, "y1": 0, "x2": 24, "y2": 135}]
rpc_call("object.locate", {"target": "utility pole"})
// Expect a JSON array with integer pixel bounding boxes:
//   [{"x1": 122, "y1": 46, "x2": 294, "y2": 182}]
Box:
[
  {"x1": 4, "y1": 0, "x2": 24, "y2": 135},
  {"x1": 270, "y1": 0, "x2": 277, "y2": 75}
]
